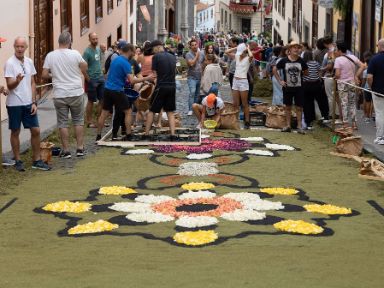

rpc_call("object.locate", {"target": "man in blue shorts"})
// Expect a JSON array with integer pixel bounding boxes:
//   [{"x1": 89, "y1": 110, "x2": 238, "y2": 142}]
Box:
[{"x1": 4, "y1": 37, "x2": 50, "y2": 171}]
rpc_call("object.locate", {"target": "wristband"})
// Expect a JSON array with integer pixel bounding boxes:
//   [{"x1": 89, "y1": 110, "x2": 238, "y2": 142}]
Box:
[{"x1": 32, "y1": 101, "x2": 37, "y2": 106}]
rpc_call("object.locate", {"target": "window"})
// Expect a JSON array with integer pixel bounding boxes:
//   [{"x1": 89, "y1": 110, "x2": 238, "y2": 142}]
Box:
[
  {"x1": 211, "y1": 8, "x2": 213, "y2": 18},
  {"x1": 61, "y1": 0, "x2": 72, "y2": 34},
  {"x1": 80, "y1": 0, "x2": 89, "y2": 35},
  {"x1": 221, "y1": 9, "x2": 223, "y2": 24},
  {"x1": 117, "y1": 25, "x2": 122, "y2": 41},
  {"x1": 292, "y1": 0, "x2": 297, "y2": 32},
  {"x1": 107, "y1": 35, "x2": 112, "y2": 49},
  {"x1": 229, "y1": 14, "x2": 232, "y2": 30},
  {"x1": 130, "y1": 23, "x2": 134, "y2": 44},
  {"x1": 312, "y1": 2, "x2": 318, "y2": 43},
  {"x1": 95, "y1": 0, "x2": 103, "y2": 23},
  {"x1": 117, "y1": 0, "x2": 123, "y2": 6},
  {"x1": 107, "y1": 0, "x2": 113, "y2": 14},
  {"x1": 225, "y1": 11, "x2": 227, "y2": 26},
  {"x1": 130, "y1": 0, "x2": 134, "y2": 14}
]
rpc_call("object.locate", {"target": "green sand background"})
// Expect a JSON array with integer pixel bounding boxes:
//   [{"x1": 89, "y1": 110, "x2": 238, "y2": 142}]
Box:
[{"x1": 1, "y1": 130, "x2": 383, "y2": 288}]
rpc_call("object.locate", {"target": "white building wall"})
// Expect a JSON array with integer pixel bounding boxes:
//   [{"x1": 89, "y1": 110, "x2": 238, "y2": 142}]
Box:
[{"x1": 196, "y1": 6, "x2": 216, "y2": 33}]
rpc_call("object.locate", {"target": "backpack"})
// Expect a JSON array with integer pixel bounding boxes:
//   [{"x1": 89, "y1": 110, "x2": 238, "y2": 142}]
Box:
[{"x1": 104, "y1": 51, "x2": 119, "y2": 73}]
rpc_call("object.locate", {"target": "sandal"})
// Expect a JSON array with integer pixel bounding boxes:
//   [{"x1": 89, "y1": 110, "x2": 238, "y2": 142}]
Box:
[{"x1": 87, "y1": 123, "x2": 97, "y2": 128}]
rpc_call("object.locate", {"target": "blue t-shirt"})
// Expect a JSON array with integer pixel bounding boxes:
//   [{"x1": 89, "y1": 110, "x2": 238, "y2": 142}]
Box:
[{"x1": 105, "y1": 56, "x2": 132, "y2": 92}]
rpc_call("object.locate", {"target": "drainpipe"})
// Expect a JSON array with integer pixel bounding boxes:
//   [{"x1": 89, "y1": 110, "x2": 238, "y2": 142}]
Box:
[{"x1": 29, "y1": 0, "x2": 35, "y2": 60}]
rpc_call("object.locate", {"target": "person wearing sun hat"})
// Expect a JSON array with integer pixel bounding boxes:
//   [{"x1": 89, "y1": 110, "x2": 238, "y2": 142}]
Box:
[
  {"x1": 192, "y1": 93, "x2": 224, "y2": 129},
  {"x1": 273, "y1": 41, "x2": 308, "y2": 134}
]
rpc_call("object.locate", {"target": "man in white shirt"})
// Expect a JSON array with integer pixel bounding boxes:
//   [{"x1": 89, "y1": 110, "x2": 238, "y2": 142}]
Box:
[
  {"x1": 4, "y1": 37, "x2": 50, "y2": 171},
  {"x1": 42, "y1": 32, "x2": 88, "y2": 158}
]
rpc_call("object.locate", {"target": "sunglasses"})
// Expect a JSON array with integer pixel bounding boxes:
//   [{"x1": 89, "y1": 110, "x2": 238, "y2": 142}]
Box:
[{"x1": 20, "y1": 62, "x2": 26, "y2": 75}]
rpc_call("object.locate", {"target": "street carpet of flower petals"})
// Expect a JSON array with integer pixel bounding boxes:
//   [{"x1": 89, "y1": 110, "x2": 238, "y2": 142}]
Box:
[
  {"x1": 125, "y1": 149, "x2": 155, "y2": 155},
  {"x1": 155, "y1": 139, "x2": 252, "y2": 153},
  {"x1": 68, "y1": 220, "x2": 118, "y2": 235},
  {"x1": 244, "y1": 149, "x2": 275, "y2": 157},
  {"x1": 304, "y1": 204, "x2": 352, "y2": 215},
  {"x1": 178, "y1": 190, "x2": 217, "y2": 199},
  {"x1": 265, "y1": 143, "x2": 295, "y2": 151},
  {"x1": 274, "y1": 220, "x2": 324, "y2": 235},
  {"x1": 186, "y1": 153, "x2": 213, "y2": 160},
  {"x1": 175, "y1": 216, "x2": 218, "y2": 228},
  {"x1": 42, "y1": 201, "x2": 91, "y2": 213},
  {"x1": 173, "y1": 230, "x2": 218, "y2": 246},
  {"x1": 99, "y1": 186, "x2": 137, "y2": 195},
  {"x1": 181, "y1": 182, "x2": 216, "y2": 191},
  {"x1": 260, "y1": 187, "x2": 299, "y2": 195}
]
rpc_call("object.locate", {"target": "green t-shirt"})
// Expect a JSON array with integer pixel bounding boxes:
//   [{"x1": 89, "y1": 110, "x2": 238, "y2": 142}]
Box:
[{"x1": 83, "y1": 46, "x2": 103, "y2": 79}]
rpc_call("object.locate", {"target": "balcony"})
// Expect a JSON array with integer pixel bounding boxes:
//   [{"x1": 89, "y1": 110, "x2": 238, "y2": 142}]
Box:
[{"x1": 229, "y1": 0, "x2": 261, "y2": 14}]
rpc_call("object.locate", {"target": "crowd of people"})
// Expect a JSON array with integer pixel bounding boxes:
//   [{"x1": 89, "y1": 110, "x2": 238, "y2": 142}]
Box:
[{"x1": 1, "y1": 29, "x2": 384, "y2": 172}]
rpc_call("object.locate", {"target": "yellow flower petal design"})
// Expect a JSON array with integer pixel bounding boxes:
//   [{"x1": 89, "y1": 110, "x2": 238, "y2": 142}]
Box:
[
  {"x1": 99, "y1": 186, "x2": 137, "y2": 195},
  {"x1": 274, "y1": 220, "x2": 324, "y2": 235},
  {"x1": 68, "y1": 220, "x2": 118, "y2": 235},
  {"x1": 42, "y1": 201, "x2": 91, "y2": 213},
  {"x1": 304, "y1": 204, "x2": 352, "y2": 215},
  {"x1": 181, "y1": 182, "x2": 216, "y2": 191},
  {"x1": 173, "y1": 230, "x2": 218, "y2": 246},
  {"x1": 260, "y1": 187, "x2": 298, "y2": 195}
]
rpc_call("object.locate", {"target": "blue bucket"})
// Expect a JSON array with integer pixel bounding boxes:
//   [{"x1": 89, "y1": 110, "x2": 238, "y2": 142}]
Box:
[{"x1": 124, "y1": 88, "x2": 139, "y2": 100}]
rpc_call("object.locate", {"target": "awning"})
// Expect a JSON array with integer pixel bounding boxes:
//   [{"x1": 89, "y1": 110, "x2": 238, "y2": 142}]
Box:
[{"x1": 140, "y1": 5, "x2": 151, "y2": 23}]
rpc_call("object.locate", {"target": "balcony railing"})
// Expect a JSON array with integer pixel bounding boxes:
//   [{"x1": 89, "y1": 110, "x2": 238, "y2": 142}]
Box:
[{"x1": 229, "y1": 2, "x2": 260, "y2": 14}]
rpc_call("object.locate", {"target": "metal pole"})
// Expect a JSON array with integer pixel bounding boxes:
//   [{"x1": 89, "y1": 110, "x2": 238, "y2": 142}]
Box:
[
  {"x1": 0, "y1": 93, "x2": 3, "y2": 171},
  {"x1": 332, "y1": 78, "x2": 337, "y2": 131}
]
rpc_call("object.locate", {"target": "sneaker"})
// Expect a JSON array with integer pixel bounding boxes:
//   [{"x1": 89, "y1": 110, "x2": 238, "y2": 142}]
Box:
[
  {"x1": 297, "y1": 128, "x2": 306, "y2": 135},
  {"x1": 2, "y1": 158, "x2": 15, "y2": 166},
  {"x1": 307, "y1": 126, "x2": 313, "y2": 130},
  {"x1": 32, "y1": 160, "x2": 51, "y2": 171},
  {"x1": 378, "y1": 139, "x2": 384, "y2": 145},
  {"x1": 122, "y1": 134, "x2": 132, "y2": 141},
  {"x1": 322, "y1": 119, "x2": 331, "y2": 124},
  {"x1": 95, "y1": 134, "x2": 102, "y2": 143},
  {"x1": 364, "y1": 117, "x2": 371, "y2": 123},
  {"x1": 14, "y1": 160, "x2": 25, "y2": 172},
  {"x1": 59, "y1": 151, "x2": 71, "y2": 159},
  {"x1": 335, "y1": 119, "x2": 343, "y2": 125},
  {"x1": 76, "y1": 149, "x2": 85, "y2": 157},
  {"x1": 374, "y1": 137, "x2": 383, "y2": 144},
  {"x1": 112, "y1": 133, "x2": 120, "y2": 141},
  {"x1": 187, "y1": 111, "x2": 193, "y2": 116},
  {"x1": 281, "y1": 127, "x2": 292, "y2": 133},
  {"x1": 244, "y1": 122, "x2": 250, "y2": 129}
]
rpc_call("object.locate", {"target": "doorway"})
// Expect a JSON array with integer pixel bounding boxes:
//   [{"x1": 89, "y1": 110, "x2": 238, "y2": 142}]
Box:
[
  {"x1": 241, "y1": 18, "x2": 251, "y2": 34},
  {"x1": 34, "y1": 0, "x2": 53, "y2": 87}
]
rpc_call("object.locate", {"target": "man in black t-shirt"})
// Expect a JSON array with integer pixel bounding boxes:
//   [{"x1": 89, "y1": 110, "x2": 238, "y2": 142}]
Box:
[
  {"x1": 144, "y1": 40, "x2": 177, "y2": 138},
  {"x1": 273, "y1": 41, "x2": 308, "y2": 134},
  {"x1": 367, "y1": 39, "x2": 384, "y2": 145}
]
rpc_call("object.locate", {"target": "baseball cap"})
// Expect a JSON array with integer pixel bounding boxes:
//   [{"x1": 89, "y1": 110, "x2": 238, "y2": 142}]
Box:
[
  {"x1": 236, "y1": 43, "x2": 247, "y2": 56},
  {"x1": 150, "y1": 40, "x2": 164, "y2": 48},
  {"x1": 206, "y1": 93, "x2": 217, "y2": 108},
  {"x1": 117, "y1": 40, "x2": 128, "y2": 50}
]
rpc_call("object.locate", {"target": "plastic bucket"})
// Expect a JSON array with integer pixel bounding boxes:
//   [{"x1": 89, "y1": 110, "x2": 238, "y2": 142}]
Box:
[{"x1": 124, "y1": 88, "x2": 139, "y2": 101}]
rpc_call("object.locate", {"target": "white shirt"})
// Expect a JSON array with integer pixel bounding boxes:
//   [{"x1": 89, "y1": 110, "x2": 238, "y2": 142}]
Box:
[
  {"x1": 234, "y1": 54, "x2": 251, "y2": 79},
  {"x1": 4, "y1": 55, "x2": 36, "y2": 106},
  {"x1": 202, "y1": 96, "x2": 224, "y2": 117},
  {"x1": 43, "y1": 49, "x2": 85, "y2": 98}
]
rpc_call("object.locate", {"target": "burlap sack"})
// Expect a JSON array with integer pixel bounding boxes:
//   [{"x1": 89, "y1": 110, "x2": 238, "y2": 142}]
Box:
[
  {"x1": 336, "y1": 136, "x2": 363, "y2": 156},
  {"x1": 360, "y1": 159, "x2": 384, "y2": 178},
  {"x1": 219, "y1": 102, "x2": 240, "y2": 130},
  {"x1": 265, "y1": 106, "x2": 286, "y2": 129},
  {"x1": 161, "y1": 113, "x2": 182, "y2": 127},
  {"x1": 335, "y1": 127, "x2": 354, "y2": 138},
  {"x1": 250, "y1": 103, "x2": 269, "y2": 113},
  {"x1": 135, "y1": 84, "x2": 154, "y2": 111},
  {"x1": 40, "y1": 142, "x2": 55, "y2": 163}
]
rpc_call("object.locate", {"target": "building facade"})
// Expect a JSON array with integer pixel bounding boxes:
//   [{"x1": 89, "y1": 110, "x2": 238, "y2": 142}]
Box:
[
  {"x1": 272, "y1": 0, "x2": 333, "y2": 46},
  {"x1": 195, "y1": 3, "x2": 216, "y2": 33},
  {"x1": 136, "y1": 0, "x2": 194, "y2": 44},
  {"x1": 0, "y1": 0, "x2": 136, "y2": 121}
]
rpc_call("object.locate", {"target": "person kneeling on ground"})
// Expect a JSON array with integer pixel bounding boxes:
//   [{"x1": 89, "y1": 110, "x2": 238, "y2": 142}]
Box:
[
  {"x1": 193, "y1": 93, "x2": 224, "y2": 129},
  {"x1": 96, "y1": 43, "x2": 154, "y2": 142}
]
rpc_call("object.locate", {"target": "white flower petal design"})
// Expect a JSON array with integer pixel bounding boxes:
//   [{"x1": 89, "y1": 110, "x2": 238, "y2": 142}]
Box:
[
  {"x1": 240, "y1": 137, "x2": 265, "y2": 142},
  {"x1": 201, "y1": 134, "x2": 210, "y2": 139},
  {"x1": 109, "y1": 202, "x2": 152, "y2": 213},
  {"x1": 222, "y1": 192, "x2": 261, "y2": 202},
  {"x1": 265, "y1": 143, "x2": 295, "y2": 151},
  {"x1": 135, "y1": 195, "x2": 174, "y2": 204},
  {"x1": 175, "y1": 216, "x2": 218, "y2": 228},
  {"x1": 242, "y1": 199, "x2": 284, "y2": 211},
  {"x1": 178, "y1": 190, "x2": 217, "y2": 200},
  {"x1": 244, "y1": 149, "x2": 274, "y2": 156},
  {"x1": 125, "y1": 149, "x2": 155, "y2": 155},
  {"x1": 126, "y1": 212, "x2": 174, "y2": 223},
  {"x1": 221, "y1": 210, "x2": 266, "y2": 221},
  {"x1": 186, "y1": 153, "x2": 213, "y2": 160},
  {"x1": 177, "y1": 162, "x2": 219, "y2": 176},
  {"x1": 222, "y1": 192, "x2": 284, "y2": 211}
]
